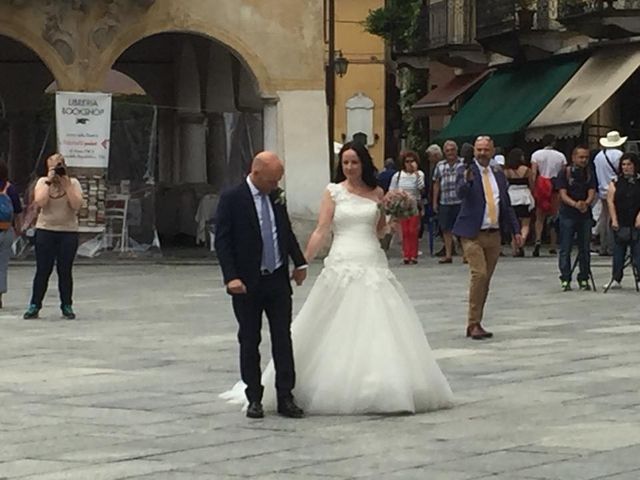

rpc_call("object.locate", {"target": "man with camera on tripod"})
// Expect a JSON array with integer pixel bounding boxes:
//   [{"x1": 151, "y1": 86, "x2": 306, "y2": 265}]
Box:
[{"x1": 556, "y1": 146, "x2": 597, "y2": 292}]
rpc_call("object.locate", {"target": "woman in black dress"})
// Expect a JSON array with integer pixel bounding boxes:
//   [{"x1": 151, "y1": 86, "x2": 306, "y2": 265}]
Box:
[{"x1": 504, "y1": 148, "x2": 535, "y2": 257}]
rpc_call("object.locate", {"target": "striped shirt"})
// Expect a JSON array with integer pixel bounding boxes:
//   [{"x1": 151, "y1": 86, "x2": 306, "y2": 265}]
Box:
[{"x1": 389, "y1": 171, "x2": 425, "y2": 203}]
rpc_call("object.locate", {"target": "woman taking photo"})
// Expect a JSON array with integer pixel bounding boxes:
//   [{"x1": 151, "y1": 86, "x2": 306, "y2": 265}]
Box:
[
  {"x1": 23, "y1": 153, "x2": 83, "y2": 320},
  {"x1": 0, "y1": 161, "x2": 23, "y2": 308},
  {"x1": 389, "y1": 150, "x2": 425, "y2": 264},
  {"x1": 504, "y1": 148, "x2": 535, "y2": 257},
  {"x1": 605, "y1": 152, "x2": 640, "y2": 290}
]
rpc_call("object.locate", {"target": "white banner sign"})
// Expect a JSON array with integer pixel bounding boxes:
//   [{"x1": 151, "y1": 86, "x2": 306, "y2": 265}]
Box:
[{"x1": 56, "y1": 91, "x2": 112, "y2": 168}]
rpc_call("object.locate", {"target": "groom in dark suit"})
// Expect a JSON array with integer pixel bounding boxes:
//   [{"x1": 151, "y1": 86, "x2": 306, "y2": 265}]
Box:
[
  {"x1": 453, "y1": 136, "x2": 521, "y2": 340},
  {"x1": 215, "y1": 151, "x2": 308, "y2": 419}
]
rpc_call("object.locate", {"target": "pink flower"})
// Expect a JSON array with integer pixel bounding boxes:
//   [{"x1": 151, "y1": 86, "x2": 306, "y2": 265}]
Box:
[{"x1": 382, "y1": 190, "x2": 418, "y2": 219}]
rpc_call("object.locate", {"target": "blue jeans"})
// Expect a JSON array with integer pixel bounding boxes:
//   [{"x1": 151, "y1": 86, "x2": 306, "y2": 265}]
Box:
[
  {"x1": 30, "y1": 229, "x2": 79, "y2": 308},
  {"x1": 611, "y1": 229, "x2": 640, "y2": 283},
  {"x1": 558, "y1": 215, "x2": 591, "y2": 282}
]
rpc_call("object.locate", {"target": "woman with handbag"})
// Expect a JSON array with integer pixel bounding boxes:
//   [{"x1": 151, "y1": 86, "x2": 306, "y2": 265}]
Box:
[
  {"x1": 606, "y1": 152, "x2": 640, "y2": 289},
  {"x1": 389, "y1": 150, "x2": 425, "y2": 264}
]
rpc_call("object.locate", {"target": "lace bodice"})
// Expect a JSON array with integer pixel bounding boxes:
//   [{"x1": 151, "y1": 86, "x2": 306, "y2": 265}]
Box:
[{"x1": 325, "y1": 183, "x2": 387, "y2": 269}]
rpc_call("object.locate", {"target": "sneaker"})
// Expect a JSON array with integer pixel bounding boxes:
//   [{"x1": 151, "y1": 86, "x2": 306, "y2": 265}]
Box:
[
  {"x1": 604, "y1": 280, "x2": 622, "y2": 290},
  {"x1": 549, "y1": 248, "x2": 557, "y2": 255},
  {"x1": 560, "y1": 281, "x2": 572, "y2": 292},
  {"x1": 532, "y1": 242, "x2": 541, "y2": 258},
  {"x1": 23, "y1": 305, "x2": 40, "y2": 319},
  {"x1": 61, "y1": 305, "x2": 76, "y2": 320},
  {"x1": 578, "y1": 280, "x2": 591, "y2": 291}
]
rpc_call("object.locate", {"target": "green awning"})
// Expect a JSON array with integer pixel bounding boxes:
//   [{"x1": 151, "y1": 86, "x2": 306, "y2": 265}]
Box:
[{"x1": 434, "y1": 55, "x2": 586, "y2": 147}]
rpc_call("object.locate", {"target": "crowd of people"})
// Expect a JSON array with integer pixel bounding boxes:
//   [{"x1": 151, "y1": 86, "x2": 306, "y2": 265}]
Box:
[
  {"x1": 375, "y1": 131, "x2": 640, "y2": 292},
  {"x1": 0, "y1": 129, "x2": 637, "y2": 327}
]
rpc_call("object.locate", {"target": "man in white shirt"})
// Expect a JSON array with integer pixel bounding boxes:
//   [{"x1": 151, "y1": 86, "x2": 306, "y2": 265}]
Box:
[
  {"x1": 593, "y1": 131, "x2": 626, "y2": 255},
  {"x1": 531, "y1": 134, "x2": 567, "y2": 257}
]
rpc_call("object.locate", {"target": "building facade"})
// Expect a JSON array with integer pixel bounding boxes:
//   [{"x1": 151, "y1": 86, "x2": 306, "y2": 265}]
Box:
[
  {"x1": 409, "y1": 0, "x2": 640, "y2": 153},
  {"x1": 0, "y1": 0, "x2": 330, "y2": 233},
  {"x1": 334, "y1": 0, "x2": 387, "y2": 167}
]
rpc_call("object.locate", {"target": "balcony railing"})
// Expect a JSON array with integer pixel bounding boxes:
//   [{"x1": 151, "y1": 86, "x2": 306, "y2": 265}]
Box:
[
  {"x1": 558, "y1": 0, "x2": 640, "y2": 19},
  {"x1": 429, "y1": 0, "x2": 476, "y2": 49},
  {"x1": 476, "y1": 0, "x2": 560, "y2": 39}
]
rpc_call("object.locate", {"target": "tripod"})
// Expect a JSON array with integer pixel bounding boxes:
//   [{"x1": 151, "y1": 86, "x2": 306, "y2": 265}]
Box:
[
  {"x1": 603, "y1": 252, "x2": 640, "y2": 293},
  {"x1": 570, "y1": 252, "x2": 597, "y2": 292}
]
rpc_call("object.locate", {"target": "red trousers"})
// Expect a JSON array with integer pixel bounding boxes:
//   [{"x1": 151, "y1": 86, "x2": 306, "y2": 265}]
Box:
[{"x1": 400, "y1": 215, "x2": 420, "y2": 260}]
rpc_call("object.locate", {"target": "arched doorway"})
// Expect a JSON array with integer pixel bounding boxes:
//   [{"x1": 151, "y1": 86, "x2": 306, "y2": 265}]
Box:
[
  {"x1": 108, "y1": 32, "x2": 265, "y2": 250},
  {"x1": 0, "y1": 34, "x2": 55, "y2": 189}
]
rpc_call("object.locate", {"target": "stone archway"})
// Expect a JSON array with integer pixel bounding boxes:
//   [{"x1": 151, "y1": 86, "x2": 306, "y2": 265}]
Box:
[
  {"x1": 0, "y1": 33, "x2": 56, "y2": 187},
  {"x1": 110, "y1": 31, "x2": 264, "y2": 185},
  {"x1": 95, "y1": 22, "x2": 272, "y2": 99},
  {"x1": 105, "y1": 31, "x2": 265, "y2": 248}
]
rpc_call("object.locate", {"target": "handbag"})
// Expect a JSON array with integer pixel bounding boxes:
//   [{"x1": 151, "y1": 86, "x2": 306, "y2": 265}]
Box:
[{"x1": 614, "y1": 226, "x2": 632, "y2": 245}]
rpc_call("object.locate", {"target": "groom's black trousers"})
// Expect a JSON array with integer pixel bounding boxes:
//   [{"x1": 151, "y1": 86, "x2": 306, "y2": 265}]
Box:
[{"x1": 231, "y1": 266, "x2": 296, "y2": 403}]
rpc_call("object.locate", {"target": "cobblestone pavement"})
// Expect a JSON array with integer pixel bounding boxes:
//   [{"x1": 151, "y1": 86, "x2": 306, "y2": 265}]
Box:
[{"x1": 1, "y1": 251, "x2": 639, "y2": 479}]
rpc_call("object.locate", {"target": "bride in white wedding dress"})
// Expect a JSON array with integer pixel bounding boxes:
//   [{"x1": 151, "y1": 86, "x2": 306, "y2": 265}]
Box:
[{"x1": 221, "y1": 142, "x2": 453, "y2": 414}]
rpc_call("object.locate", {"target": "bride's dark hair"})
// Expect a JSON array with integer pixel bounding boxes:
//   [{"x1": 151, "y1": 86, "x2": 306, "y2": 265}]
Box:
[{"x1": 333, "y1": 142, "x2": 378, "y2": 189}]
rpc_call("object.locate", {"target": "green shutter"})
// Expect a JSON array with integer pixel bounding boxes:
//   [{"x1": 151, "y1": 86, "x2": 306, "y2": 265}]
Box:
[{"x1": 435, "y1": 55, "x2": 586, "y2": 147}]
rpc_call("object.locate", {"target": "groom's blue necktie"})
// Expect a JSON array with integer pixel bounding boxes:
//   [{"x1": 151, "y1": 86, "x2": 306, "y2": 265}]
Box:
[{"x1": 260, "y1": 193, "x2": 277, "y2": 273}]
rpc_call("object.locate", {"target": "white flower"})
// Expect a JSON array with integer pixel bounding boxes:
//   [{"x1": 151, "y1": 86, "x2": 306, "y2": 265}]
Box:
[{"x1": 274, "y1": 188, "x2": 286, "y2": 205}]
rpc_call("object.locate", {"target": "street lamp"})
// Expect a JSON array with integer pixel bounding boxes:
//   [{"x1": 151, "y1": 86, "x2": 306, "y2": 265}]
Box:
[{"x1": 334, "y1": 50, "x2": 349, "y2": 78}]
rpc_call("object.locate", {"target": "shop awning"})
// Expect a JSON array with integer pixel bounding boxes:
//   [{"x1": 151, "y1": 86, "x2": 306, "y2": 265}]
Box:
[
  {"x1": 412, "y1": 71, "x2": 491, "y2": 117},
  {"x1": 526, "y1": 46, "x2": 640, "y2": 141},
  {"x1": 434, "y1": 55, "x2": 585, "y2": 147}
]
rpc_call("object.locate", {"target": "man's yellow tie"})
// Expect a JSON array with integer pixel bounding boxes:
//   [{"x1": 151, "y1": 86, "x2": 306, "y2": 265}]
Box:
[{"x1": 482, "y1": 167, "x2": 498, "y2": 226}]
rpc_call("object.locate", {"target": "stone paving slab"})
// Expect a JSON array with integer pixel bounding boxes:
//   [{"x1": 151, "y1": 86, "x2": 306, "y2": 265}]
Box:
[{"x1": 1, "y1": 254, "x2": 639, "y2": 479}]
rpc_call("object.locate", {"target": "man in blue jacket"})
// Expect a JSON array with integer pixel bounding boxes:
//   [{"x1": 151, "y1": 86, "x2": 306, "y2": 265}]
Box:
[{"x1": 453, "y1": 136, "x2": 521, "y2": 340}]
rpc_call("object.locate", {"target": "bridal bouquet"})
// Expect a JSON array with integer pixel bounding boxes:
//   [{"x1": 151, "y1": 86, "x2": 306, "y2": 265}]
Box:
[{"x1": 382, "y1": 190, "x2": 418, "y2": 219}]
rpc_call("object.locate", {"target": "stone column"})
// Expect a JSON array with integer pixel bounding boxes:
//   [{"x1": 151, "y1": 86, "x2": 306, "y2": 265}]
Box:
[
  {"x1": 177, "y1": 112, "x2": 207, "y2": 183},
  {"x1": 276, "y1": 90, "x2": 330, "y2": 220},
  {"x1": 157, "y1": 108, "x2": 174, "y2": 183},
  {"x1": 204, "y1": 43, "x2": 236, "y2": 190},
  {"x1": 263, "y1": 99, "x2": 279, "y2": 153},
  {"x1": 175, "y1": 39, "x2": 207, "y2": 184},
  {"x1": 206, "y1": 112, "x2": 227, "y2": 190}
]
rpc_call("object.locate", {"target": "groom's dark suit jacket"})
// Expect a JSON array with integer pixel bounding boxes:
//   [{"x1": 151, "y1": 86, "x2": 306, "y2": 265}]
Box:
[{"x1": 214, "y1": 181, "x2": 306, "y2": 294}]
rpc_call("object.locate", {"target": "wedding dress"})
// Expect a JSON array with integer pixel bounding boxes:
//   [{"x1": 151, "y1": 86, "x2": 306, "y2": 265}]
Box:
[{"x1": 220, "y1": 183, "x2": 454, "y2": 414}]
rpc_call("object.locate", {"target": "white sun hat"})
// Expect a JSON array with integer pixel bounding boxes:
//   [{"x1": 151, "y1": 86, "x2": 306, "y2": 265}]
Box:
[{"x1": 599, "y1": 130, "x2": 628, "y2": 148}]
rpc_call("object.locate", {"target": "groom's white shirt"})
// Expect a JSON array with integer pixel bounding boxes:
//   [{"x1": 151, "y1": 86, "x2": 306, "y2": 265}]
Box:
[{"x1": 246, "y1": 176, "x2": 283, "y2": 270}]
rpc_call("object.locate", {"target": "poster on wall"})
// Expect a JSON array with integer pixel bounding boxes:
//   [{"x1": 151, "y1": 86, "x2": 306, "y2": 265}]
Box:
[{"x1": 55, "y1": 91, "x2": 112, "y2": 168}]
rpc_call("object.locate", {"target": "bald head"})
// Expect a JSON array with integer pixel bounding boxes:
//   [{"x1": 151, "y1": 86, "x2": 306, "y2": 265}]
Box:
[
  {"x1": 250, "y1": 151, "x2": 284, "y2": 193},
  {"x1": 474, "y1": 136, "x2": 495, "y2": 166}
]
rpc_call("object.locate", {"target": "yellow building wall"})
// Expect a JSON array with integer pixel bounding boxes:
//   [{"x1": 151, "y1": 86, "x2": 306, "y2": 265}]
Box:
[{"x1": 335, "y1": 0, "x2": 386, "y2": 168}]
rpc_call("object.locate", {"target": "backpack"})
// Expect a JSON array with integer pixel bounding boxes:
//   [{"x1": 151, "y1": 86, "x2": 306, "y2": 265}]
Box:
[{"x1": 0, "y1": 182, "x2": 15, "y2": 230}]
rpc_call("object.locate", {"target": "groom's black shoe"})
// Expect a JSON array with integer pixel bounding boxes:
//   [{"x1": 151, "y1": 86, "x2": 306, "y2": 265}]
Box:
[
  {"x1": 246, "y1": 401, "x2": 264, "y2": 419},
  {"x1": 277, "y1": 398, "x2": 304, "y2": 418}
]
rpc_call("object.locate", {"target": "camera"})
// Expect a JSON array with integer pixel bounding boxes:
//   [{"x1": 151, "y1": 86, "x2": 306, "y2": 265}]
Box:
[{"x1": 54, "y1": 163, "x2": 66, "y2": 176}]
